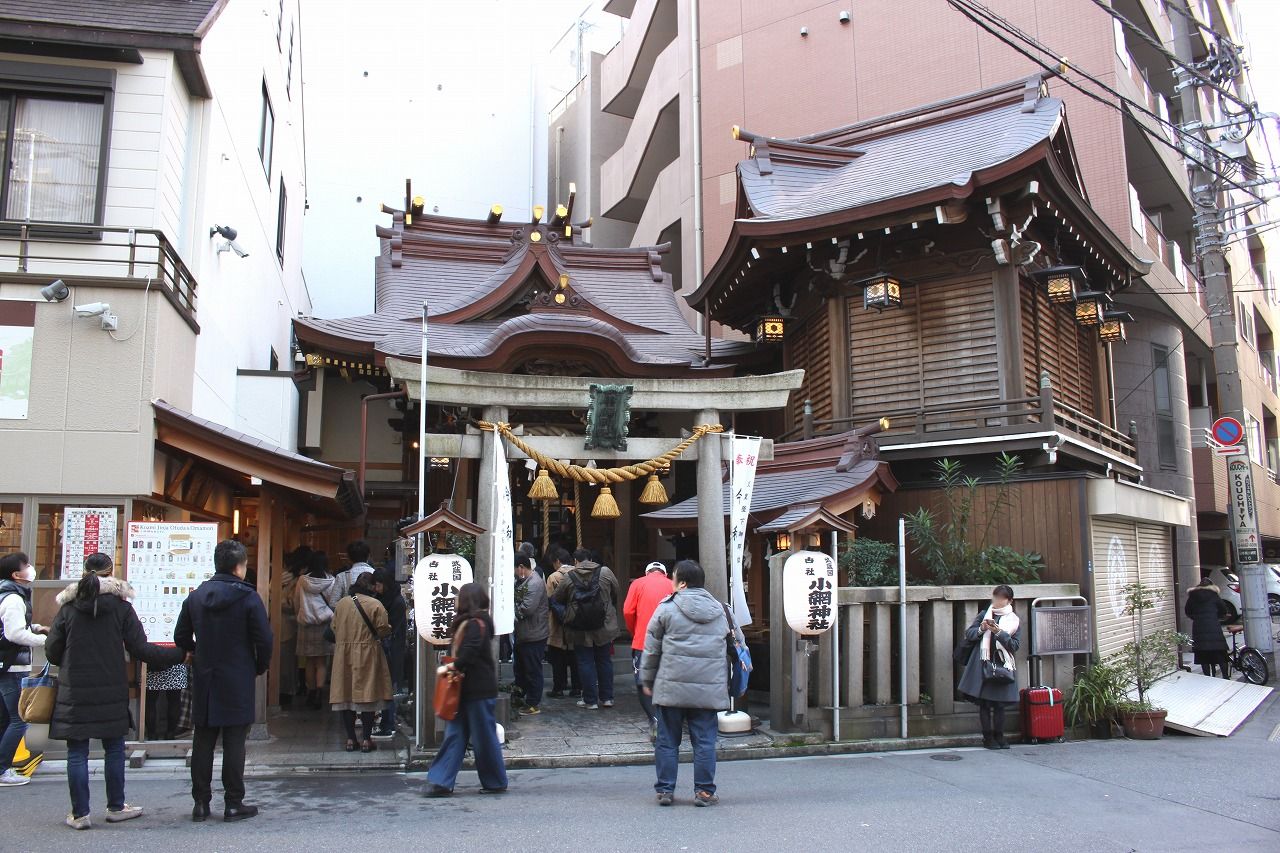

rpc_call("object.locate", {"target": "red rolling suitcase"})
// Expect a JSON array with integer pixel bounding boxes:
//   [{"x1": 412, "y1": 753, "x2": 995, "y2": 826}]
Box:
[{"x1": 1020, "y1": 686, "x2": 1065, "y2": 744}]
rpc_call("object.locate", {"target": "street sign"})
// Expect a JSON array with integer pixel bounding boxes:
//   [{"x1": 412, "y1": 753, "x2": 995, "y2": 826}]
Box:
[
  {"x1": 1214, "y1": 444, "x2": 1246, "y2": 456},
  {"x1": 1211, "y1": 416, "x2": 1245, "y2": 446},
  {"x1": 1227, "y1": 454, "x2": 1258, "y2": 545}
]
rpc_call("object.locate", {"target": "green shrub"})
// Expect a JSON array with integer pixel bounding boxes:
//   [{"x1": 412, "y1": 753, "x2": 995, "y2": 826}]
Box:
[{"x1": 839, "y1": 538, "x2": 900, "y2": 586}]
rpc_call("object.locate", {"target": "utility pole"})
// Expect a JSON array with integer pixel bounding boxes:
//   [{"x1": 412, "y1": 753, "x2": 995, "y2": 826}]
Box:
[{"x1": 1171, "y1": 10, "x2": 1274, "y2": 661}]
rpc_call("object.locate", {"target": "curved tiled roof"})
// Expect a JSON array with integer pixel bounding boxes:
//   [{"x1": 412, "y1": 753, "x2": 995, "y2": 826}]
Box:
[{"x1": 739, "y1": 97, "x2": 1062, "y2": 224}]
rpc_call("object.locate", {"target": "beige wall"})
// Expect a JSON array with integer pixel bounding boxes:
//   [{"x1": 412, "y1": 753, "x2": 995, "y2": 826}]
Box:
[
  {"x1": 317, "y1": 374, "x2": 402, "y2": 482},
  {"x1": 0, "y1": 280, "x2": 196, "y2": 496}
]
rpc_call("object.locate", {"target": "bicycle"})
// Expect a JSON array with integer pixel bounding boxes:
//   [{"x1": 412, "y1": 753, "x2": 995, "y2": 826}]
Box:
[{"x1": 1225, "y1": 625, "x2": 1270, "y2": 685}]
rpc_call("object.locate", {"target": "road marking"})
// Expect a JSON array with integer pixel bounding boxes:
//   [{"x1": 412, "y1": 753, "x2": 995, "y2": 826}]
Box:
[{"x1": 1268, "y1": 723, "x2": 1280, "y2": 742}]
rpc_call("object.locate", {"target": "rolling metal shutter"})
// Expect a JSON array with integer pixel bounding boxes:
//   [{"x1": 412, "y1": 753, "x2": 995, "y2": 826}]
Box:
[{"x1": 1091, "y1": 518, "x2": 1177, "y2": 659}]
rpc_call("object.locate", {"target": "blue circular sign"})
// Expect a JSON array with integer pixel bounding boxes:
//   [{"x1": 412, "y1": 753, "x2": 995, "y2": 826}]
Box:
[{"x1": 1212, "y1": 417, "x2": 1244, "y2": 446}]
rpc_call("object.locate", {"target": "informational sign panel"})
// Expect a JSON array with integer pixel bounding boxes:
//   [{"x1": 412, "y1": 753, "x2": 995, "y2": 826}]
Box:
[
  {"x1": 782, "y1": 550, "x2": 837, "y2": 636},
  {"x1": 414, "y1": 553, "x2": 474, "y2": 645},
  {"x1": 1228, "y1": 454, "x2": 1261, "y2": 564},
  {"x1": 1031, "y1": 605, "x2": 1094, "y2": 655},
  {"x1": 61, "y1": 507, "x2": 118, "y2": 579},
  {"x1": 126, "y1": 522, "x2": 218, "y2": 643},
  {"x1": 490, "y1": 435, "x2": 515, "y2": 636},
  {"x1": 727, "y1": 434, "x2": 760, "y2": 627}
]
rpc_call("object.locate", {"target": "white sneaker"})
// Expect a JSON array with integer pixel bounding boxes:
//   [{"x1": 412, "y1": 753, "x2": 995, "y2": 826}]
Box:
[
  {"x1": 0, "y1": 769, "x2": 31, "y2": 786},
  {"x1": 575, "y1": 700, "x2": 599, "y2": 710},
  {"x1": 601, "y1": 700, "x2": 615, "y2": 708},
  {"x1": 105, "y1": 803, "x2": 143, "y2": 822},
  {"x1": 65, "y1": 813, "x2": 91, "y2": 830}
]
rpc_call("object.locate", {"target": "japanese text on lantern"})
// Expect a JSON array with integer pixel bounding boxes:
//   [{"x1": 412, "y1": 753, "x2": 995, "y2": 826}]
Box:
[{"x1": 414, "y1": 553, "x2": 474, "y2": 645}]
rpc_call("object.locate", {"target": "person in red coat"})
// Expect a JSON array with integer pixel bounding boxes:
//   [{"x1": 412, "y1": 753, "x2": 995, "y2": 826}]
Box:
[{"x1": 623, "y1": 561, "x2": 672, "y2": 739}]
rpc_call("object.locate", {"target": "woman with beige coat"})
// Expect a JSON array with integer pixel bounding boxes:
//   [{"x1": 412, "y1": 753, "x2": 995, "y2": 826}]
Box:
[{"x1": 329, "y1": 574, "x2": 392, "y2": 753}]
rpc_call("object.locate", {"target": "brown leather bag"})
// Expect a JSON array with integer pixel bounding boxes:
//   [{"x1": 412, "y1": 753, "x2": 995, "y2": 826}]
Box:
[{"x1": 433, "y1": 620, "x2": 468, "y2": 721}]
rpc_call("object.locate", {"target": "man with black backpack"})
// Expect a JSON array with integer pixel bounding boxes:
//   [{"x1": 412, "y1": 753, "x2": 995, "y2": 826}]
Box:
[{"x1": 551, "y1": 547, "x2": 620, "y2": 711}]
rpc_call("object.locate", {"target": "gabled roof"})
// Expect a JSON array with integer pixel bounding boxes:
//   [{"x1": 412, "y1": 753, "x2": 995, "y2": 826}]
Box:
[
  {"x1": 0, "y1": 0, "x2": 225, "y2": 36},
  {"x1": 295, "y1": 208, "x2": 743, "y2": 377},
  {"x1": 692, "y1": 75, "x2": 1150, "y2": 315},
  {"x1": 0, "y1": 0, "x2": 226, "y2": 97}
]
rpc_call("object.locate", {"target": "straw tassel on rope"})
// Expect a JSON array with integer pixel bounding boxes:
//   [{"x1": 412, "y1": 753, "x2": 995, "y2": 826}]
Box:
[
  {"x1": 638, "y1": 472, "x2": 668, "y2": 506},
  {"x1": 528, "y1": 468, "x2": 558, "y2": 501},
  {"x1": 591, "y1": 485, "x2": 620, "y2": 519}
]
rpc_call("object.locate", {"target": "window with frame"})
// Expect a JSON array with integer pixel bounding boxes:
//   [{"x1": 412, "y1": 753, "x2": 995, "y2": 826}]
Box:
[
  {"x1": 1246, "y1": 412, "x2": 1263, "y2": 467},
  {"x1": 0, "y1": 88, "x2": 107, "y2": 225},
  {"x1": 1239, "y1": 297, "x2": 1254, "y2": 346},
  {"x1": 275, "y1": 177, "x2": 287, "y2": 263},
  {"x1": 1152, "y1": 345, "x2": 1177, "y2": 470},
  {"x1": 258, "y1": 81, "x2": 274, "y2": 180}
]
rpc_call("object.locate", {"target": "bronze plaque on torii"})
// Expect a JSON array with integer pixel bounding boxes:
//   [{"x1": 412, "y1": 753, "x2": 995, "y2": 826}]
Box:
[{"x1": 585, "y1": 384, "x2": 633, "y2": 451}]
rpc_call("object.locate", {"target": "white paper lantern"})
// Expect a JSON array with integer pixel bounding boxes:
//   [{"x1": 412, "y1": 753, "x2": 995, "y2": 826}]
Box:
[
  {"x1": 414, "y1": 553, "x2": 474, "y2": 645},
  {"x1": 782, "y1": 550, "x2": 838, "y2": 636}
]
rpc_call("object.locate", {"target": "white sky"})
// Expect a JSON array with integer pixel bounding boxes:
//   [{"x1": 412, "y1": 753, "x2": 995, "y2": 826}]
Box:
[
  {"x1": 299, "y1": 1, "x2": 1280, "y2": 319},
  {"x1": 299, "y1": 0, "x2": 600, "y2": 317}
]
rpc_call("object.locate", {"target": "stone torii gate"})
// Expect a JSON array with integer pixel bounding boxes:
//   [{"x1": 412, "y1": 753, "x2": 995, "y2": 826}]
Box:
[{"x1": 385, "y1": 360, "x2": 802, "y2": 599}]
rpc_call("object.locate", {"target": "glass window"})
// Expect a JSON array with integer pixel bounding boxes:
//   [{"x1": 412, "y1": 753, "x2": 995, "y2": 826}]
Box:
[
  {"x1": 0, "y1": 501, "x2": 23, "y2": 554},
  {"x1": 1152, "y1": 346, "x2": 1172, "y2": 413},
  {"x1": 33, "y1": 503, "x2": 124, "y2": 581},
  {"x1": 1247, "y1": 413, "x2": 1263, "y2": 467},
  {"x1": 276, "y1": 177, "x2": 287, "y2": 262},
  {"x1": 1, "y1": 93, "x2": 105, "y2": 224},
  {"x1": 286, "y1": 21, "x2": 295, "y2": 98},
  {"x1": 258, "y1": 82, "x2": 274, "y2": 180},
  {"x1": 1152, "y1": 346, "x2": 1177, "y2": 469}
]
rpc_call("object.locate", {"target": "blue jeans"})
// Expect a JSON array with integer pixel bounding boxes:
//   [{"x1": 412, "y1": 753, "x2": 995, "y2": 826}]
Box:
[
  {"x1": 0, "y1": 671, "x2": 28, "y2": 772},
  {"x1": 66, "y1": 737, "x2": 126, "y2": 818},
  {"x1": 575, "y1": 643, "x2": 614, "y2": 706},
  {"x1": 514, "y1": 640, "x2": 547, "y2": 707},
  {"x1": 654, "y1": 706, "x2": 718, "y2": 795},
  {"x1": 426, "y1": 698, "x2": 508, "y2": 792},
  {"x1": 632, "y1": 650, "x2": 655, "y2": 722}
]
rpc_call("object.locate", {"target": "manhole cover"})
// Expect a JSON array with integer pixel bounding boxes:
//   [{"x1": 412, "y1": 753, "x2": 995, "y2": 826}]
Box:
[{"x1": 929, "y1": 754, "x2": 963, "y2": 762}]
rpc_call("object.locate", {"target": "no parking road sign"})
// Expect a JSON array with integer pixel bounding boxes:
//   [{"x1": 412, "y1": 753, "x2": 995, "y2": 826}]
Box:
[{"x1": 1211, "y1": 416, "x2": 1245, "y2": 447}]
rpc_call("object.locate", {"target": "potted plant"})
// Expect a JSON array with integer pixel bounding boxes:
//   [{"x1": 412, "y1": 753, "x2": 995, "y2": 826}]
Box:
[
  {"x1": 1065, "y1": 660, "x2": 1124, "y2": 739},
  {"x1": 1108, "y1": 582, "x2": 1189, "y2": 740}
]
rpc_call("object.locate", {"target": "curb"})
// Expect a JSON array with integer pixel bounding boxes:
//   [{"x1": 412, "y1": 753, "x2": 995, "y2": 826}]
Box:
[{"x1": 406, "y1": 732, "x2": 989, "y2": 772}]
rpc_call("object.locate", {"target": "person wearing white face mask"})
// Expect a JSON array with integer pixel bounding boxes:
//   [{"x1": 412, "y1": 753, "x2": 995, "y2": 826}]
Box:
[{"x1": 0, "y1": 552, "x2": 48, "y2": 787}]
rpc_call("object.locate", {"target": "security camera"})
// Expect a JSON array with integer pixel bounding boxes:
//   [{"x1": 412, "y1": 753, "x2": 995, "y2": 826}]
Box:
[
  {"x1": 217, "y1": 239, "x2": 250, "y2": 258},
  {"x1": 209, "y1": 224, "x2": 238, "y2": 241},
  {"x1": 800, "y1": 26, "x2": 809, "y2": 37},
  {"x1": 40, "y1": 278, "x2": 69, "y2": 302},
  {"x1": 839, "y1": 10, "x2": 851, "y2": 23},
  {"x1": 74, "y1": 302, "x2": 111, "y2": 317}
]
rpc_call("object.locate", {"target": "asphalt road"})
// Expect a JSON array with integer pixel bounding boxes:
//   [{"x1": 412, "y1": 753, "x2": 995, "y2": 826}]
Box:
[{"x1": 5, "y1": 694, "x2": 1278, "y2": 853}]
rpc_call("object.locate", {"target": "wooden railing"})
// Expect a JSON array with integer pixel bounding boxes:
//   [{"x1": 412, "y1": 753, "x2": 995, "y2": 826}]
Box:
[
  {"x1": 782, "y1": 373, "x2": 1139, "y2": 466},
  {"x1": 0, "y1": 221, "x2": 199, "y2": 331},
  {"x1": 777, "y1": 583, "x2": 1082, "y2": 738}
]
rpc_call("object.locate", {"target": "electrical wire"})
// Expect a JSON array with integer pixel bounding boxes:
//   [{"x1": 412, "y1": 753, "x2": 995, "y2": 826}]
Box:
[
  {"x1": 948, "y1": 0, "x2": 1268, "y2": 203},
  {"x1": 1086, "y1": 0, "x2": 1254, "y2": 114}
]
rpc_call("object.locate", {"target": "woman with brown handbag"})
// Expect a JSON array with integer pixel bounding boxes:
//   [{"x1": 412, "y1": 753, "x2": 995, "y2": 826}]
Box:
[{"x1": 424, "y1": 582, "x2": 507, "y2": 797}]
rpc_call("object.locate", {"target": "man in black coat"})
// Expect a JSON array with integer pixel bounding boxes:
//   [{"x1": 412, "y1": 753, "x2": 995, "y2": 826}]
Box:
[{"x1": 175, "y1": 540, "x2": 272, "y2": 823}]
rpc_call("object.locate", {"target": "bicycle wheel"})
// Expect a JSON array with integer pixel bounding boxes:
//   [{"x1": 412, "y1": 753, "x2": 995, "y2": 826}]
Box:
[{"x1": 1239, "y1": 648, "x2": 1269, "y2": 685}]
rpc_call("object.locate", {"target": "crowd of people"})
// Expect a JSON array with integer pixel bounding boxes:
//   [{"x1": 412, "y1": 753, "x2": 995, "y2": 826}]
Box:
[{"x1": 9, "y1": 532, "x2": 1250, "y2": 825}]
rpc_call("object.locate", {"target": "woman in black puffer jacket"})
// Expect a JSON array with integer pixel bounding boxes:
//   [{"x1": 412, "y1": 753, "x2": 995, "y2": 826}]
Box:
[
  {"x1": 45, "y1": 553, "x2": 184, "y2": 830},
  {"x1": 1184, "y1": 579, "x2": 1230, "y2": 678}
]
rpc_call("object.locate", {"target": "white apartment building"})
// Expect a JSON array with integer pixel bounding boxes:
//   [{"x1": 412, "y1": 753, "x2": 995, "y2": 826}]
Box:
[{"x1": 0, "y1": 1, "x2": 358, "y2": 629}]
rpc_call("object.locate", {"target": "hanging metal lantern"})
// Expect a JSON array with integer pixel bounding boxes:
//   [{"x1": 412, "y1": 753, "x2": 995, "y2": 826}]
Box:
[
  {"x1": 755, "y1": 314, "x2": 786, "y2": 343},
  {"x1": 859, "y1": 271, "x2": 903, "y2": 311},
  {"x1": 1032, "y1": 265, "x2": 1088, "y2": 305},
  {"x1": 1098, "y1": 310, "x2": 1135, "y2": 343},
  {"x1": 1073, "y1": 291, "x2": 1109, "y2": 326}
]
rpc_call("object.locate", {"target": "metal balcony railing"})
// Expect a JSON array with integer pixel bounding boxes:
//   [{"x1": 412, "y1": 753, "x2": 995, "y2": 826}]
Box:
[{"x1": 0, "y1": 221, "x2": 198, "y2": 331}]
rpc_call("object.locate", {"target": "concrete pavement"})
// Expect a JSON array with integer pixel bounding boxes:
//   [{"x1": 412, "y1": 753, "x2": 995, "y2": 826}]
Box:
[{"x1": 4, "y1": 692, "x2": 1278, "y2": 852}]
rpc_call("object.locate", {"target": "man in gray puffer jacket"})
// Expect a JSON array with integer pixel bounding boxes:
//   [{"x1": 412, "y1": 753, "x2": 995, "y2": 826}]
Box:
[{"x1": 640, "y1": 560, "x2": 743, "y2": 807}]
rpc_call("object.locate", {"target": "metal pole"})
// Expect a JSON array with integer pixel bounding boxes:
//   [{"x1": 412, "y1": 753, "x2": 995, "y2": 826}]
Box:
[
  {"x1": 830, "y1": 529, "x2": 840, "y2": 742},
  {"x1": 689, "y1": 0, "x2": 704, "y2": 303},
  {"x1": 414, "y1": 301, "x2": 428, "y2": 748},
  {"x1": 898, "y1": 517, "x2": 908, "y2": 739}
]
